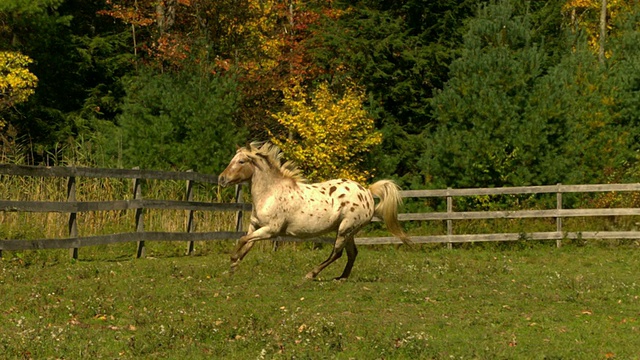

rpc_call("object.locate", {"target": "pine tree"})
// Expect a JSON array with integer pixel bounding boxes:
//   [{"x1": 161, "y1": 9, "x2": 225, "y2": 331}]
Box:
[
  {"x1": 422, "y1": 0, "x2": 546, "y2": 188},
  {"x1": 117, "y1": 67, "x2": 246, "y2": 174}
]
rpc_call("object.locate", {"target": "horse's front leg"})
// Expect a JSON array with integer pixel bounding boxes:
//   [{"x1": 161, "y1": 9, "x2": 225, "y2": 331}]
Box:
[
  {"x1": 231, "y1": 224, "x2": 255, "y2": 263},
  {"x1": 230, "y1": 226, "x2": 274, "y2": 272}
]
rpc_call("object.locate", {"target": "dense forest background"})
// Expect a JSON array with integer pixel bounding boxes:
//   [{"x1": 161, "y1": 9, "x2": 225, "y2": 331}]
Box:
[{"x1": 1, "y1": 0, "x2": 639, "y2": 190}]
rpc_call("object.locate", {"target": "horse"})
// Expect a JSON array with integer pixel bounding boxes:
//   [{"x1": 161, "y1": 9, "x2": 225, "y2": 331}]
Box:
[{"x1": 218, "y1": 142, "x2": 411, "y2": 280}]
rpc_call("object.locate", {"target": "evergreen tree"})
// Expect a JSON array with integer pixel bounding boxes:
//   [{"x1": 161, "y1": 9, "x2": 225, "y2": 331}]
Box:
[
  {"x1": 421, "y1": 0, "x2": 546, "y2": 188},
  {"x1": 421, "y1": 0, "x2": 639, "y2": 188},
  {"x1": 310, "y1": 1, "x2": 483, "y2": 182},
  {"x1": 116, "y1": 66, "x2": 246, "y2": 174},
  {"x1": 599, "y1": 5, "x2": 640, "y2": 181},
  {"x1": 0, "y1": 0, "x2": 134, "y2": 161}
]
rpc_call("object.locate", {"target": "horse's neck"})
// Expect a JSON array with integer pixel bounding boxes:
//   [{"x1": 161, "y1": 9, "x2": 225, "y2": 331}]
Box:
[{"x1": 250, "y1": 169, "x2": 285, "y2": 202}]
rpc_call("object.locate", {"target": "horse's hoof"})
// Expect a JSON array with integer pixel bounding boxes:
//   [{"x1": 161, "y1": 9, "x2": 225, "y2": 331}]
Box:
[{"x1": 305, "y1": 272, "x2": 315, "y2": 280}]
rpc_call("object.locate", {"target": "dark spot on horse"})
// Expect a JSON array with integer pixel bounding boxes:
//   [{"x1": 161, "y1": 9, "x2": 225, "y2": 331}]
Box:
[
  {"x1": 338, "y1": 194, "x2": 346, "y2": 199},
  {"x1": 357, "y1": 194, "x2": 364, "y2": 202},
  {"x1": 329, "y1": 186, "x2": 337, "y2": 195},
  {"x1": 345, "y1": 186, "x2": 350, "y2": 191},
  {"x1": 350, "y1": 207, "x2": 355, "y2": 212},
  {"x1": 357, "y1": 184, "x2": 365, "y2": 191},
  {"x1": 341, "y1": 179, "x2": 347, "y2": 182}
]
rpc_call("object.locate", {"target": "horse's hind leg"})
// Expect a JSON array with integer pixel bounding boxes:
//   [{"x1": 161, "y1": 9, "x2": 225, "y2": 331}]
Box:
[
  {"x1": 336, "y1": 237, "x2": 357, "y2": 280},
  {"x1": 305, "y1": 236, "x2": 346, "y2": 280}
]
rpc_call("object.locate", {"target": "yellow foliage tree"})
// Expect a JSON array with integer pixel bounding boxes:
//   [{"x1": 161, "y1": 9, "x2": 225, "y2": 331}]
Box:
[
  {"x1": 271, "y1": 81, "x2": 382, "y2": 183},
  {"x1": 562, "y1": 0, "x2": 633, "y2": 57},
  {"x1": 0, "y1": 51, "x2": 38, "y2": 129}
]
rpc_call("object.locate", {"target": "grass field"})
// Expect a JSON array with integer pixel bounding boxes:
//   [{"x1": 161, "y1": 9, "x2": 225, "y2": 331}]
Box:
[{"x1": 1, "y1": 241, "x2": 639, "y2": 359}]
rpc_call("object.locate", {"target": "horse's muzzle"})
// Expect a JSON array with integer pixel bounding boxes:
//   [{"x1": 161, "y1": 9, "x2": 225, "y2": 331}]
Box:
[{"x1": 218, "y1": 175, "x2": 229, "y2": 187}]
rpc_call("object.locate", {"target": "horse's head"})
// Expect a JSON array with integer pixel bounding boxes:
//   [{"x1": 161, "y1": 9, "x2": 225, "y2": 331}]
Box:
[
  {"x1": 218, "y1": 149, "x2": 256, "y2": 187},
  {"x1": 219, "y1": 142, "x2": 304, "y2": 187}
]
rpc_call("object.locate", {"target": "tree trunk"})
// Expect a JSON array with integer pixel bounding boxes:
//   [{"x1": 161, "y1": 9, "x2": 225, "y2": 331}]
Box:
[
  {"x1": 157, "y1": 0, "x2": 176, "y2": 34},
  {"x1": 599, "y1": 0, "x2": 607, "y2": 64}
]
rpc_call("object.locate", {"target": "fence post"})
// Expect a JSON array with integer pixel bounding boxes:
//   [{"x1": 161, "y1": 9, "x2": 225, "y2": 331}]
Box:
[
  {"x1": 133, "y1": 168, "x2": 145, "y2": 258},
  {"x1": 185, "y1": 170, "x2": 195, "y2": 255},
  {"x1": 447, "y1": 187, "x2": 453, "y2": 250},
  {"x1": 68, "y1": 176, "x2": 78, "y2": 259},
  {"x1": 556, "y1": 183, "x2": 563, "y2": 248}
]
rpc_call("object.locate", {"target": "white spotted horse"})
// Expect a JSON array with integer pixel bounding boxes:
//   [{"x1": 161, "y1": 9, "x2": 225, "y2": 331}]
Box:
[{"x1": 218, "y1": 142, "x2": 411, "y2": 280}]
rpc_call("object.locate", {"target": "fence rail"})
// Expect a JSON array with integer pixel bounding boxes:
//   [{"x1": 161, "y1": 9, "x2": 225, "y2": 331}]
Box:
[
  {"x1": 380, "y1": 183, "x2": 640, "y2": 248},
  {"x1": 0, "y1": 164, "x2": 245, "y2": 258},
  {"x1": 1, "y1": 164, "x2": 640, "y2": 258}
]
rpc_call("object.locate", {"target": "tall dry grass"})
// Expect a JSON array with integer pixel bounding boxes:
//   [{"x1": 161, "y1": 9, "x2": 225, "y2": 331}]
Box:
[{"x1": 0, "y1": 141, "x2": 242, "y2": 247}]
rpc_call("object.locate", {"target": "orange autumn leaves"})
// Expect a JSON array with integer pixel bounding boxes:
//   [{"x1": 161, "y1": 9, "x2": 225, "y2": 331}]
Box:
[{"x1": 99, "y1": 1, "x2": 382, "y2": 182}]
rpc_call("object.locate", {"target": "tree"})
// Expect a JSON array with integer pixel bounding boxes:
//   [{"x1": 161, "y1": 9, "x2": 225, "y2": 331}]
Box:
[
  {"x1": 421, "y1": 0, "x2": 639, "y2": 188},
  {"x1": 115, "y1": 66, "x2": 246, "y2": 173},
  {"x1": 421, "y1": 0, "x2": 547, "y2": 188},
  {"x1": 0, "y1": 0, "x2": 134, "y2": 162},
  {"x1": 600, "y1": 4, "x2": 640, "y2": 182},
  {"x1": 305, "y1": 1, "x2": 487, "y2": 183},
  {"x1": 0, "y1": 51, "x2": 38, "y2": 156},
  {"x1": 271, "y1": 81, "x2": 382, "y2": 183},
  {"x1": 562, "y1": 0, "x2": 635, "y2": 61},
  {"x1": 0, "y1": 52, "x2": 38, "y2": 118}
]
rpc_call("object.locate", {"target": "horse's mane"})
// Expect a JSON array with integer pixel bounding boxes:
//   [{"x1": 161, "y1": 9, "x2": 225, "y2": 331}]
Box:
[{"x1": 241, "y1": 142, "x2": 306, "y2": 182}]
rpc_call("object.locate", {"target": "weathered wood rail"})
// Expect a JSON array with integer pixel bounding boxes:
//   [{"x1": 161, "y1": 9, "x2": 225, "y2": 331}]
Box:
[
  {"x1": 359, "y1": 183, "x2": 640, "y2": 246},
  {"x1": 0, "y1": 164, "x2": 248, "y2": 258},
  {"x1": 1, "y1": 164, "x2": 640, "y2": 258}
]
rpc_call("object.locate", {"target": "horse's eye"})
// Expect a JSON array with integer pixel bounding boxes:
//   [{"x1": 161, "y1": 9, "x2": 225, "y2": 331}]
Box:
[{"x1": 238, "y1": 159, "x2": 247, "y2": 164}]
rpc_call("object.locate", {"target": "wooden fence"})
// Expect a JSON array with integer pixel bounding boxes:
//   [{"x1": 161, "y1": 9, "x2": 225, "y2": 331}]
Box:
[
  {"x1": 358, "y1": 184, "x2": 640, "y2": 246},
  {"x1": 0, "y1": 164, "x2": 249, "y2": 259},
  {"x1": 1, "y1": 164, "x2": 640, "y2": 258}
]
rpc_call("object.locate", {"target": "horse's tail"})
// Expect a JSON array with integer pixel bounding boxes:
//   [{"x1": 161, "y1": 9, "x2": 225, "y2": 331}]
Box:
[{"x1": 369, "y1": 180, "x2": 412, "y2": 246}]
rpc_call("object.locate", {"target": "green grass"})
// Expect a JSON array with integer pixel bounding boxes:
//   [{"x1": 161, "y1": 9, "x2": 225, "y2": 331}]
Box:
[{"x1": 1, "y1": 242, "x2": 639, "y2": 359}]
